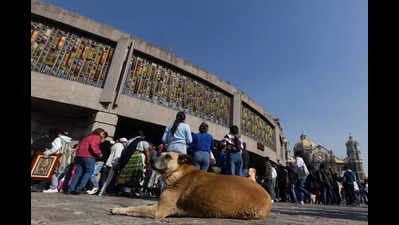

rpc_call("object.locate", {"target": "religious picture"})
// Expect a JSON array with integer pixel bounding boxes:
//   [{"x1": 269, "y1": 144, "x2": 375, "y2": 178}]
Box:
[{"x1": 31, "y1": 153, "x2": 62, "y2": 181}]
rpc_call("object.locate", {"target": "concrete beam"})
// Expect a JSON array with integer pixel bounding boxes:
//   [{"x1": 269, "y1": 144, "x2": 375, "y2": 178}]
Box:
[{"x1": 99, "y1": 38, "x2": 132, "y2": 104}]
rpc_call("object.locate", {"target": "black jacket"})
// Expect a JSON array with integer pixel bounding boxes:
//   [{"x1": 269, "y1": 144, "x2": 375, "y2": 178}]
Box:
[{"x1": 115, "y1": 137, "x2": 145, "y2": 171}]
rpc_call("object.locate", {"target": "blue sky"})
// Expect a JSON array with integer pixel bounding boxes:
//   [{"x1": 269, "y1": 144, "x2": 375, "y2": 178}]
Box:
[{"x1": 40, "y1": 0, "x2": 368, "y2": 175}]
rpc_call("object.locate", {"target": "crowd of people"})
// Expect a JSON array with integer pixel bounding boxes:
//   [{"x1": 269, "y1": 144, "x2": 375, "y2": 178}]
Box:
[
  {"x1": 260, "y1": 153, "x2": 368, "y2": 206},
  {"x1": 30, "y1": 111, "x2": 368, "y2": 207}
]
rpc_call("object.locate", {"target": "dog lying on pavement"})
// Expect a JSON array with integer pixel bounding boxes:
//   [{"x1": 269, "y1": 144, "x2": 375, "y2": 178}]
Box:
[{"x1": 111, "y1": 152, "x2": 272, "y2": 220}]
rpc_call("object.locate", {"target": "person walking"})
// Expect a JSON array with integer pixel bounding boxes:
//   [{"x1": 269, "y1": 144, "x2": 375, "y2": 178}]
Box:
[
  {"x1": 87, "y1": 132, "x2": 109, "y2": 195},
  {"x1": 67, "y1": 128, "x2": 106, "y2": 194},
  {"x1": 294, "y1": 152, "x2": 311, "y2": 205},
  {"x1": 162, "y1": 111, "x2": 192, "y2": 154},
  {"x1": 190, "y1": 122, "x2": 214, "y2": 171},
  {"x1": 223, "y1": 125, "x2": 243, "y2": 176},
  {"x1": 286, "y1": 160, "x2": 299, "y2": 203},
  {"x1": 98, "y1": 137, "x2": 128, "y2": 196}
]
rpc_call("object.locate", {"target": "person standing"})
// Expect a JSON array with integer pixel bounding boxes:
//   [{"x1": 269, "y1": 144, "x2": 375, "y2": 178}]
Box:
[
  {"x1": 294, "y1": 152, "x2": 311, "y2": 205},
  {"x1": 262, "y1": 157, "x2": 274, "y2": 202},
  {"x1": 41, "y1": 129, "x2": 72, "y2": 193},
  {"x1": 190, "y1": 122, "x2": 214, "y2": 171},
  {"x1": 67, "y1": 128, "x2": 106, "y2": 194},
  {"x1": 223, "y1": 125, "x2": 243, "y2": 176},
  {"x1": 116, "y1": 131, "x2": 150, "y2": 196},
  {"x1": 342, "y1": 166, "x2": 356, "y2": 206},
  {"x1": 98, "y1": 138, "x2": 128, "y2": 196},
  {"x1": 241, "y1": 143, "x2": 250, "y2": 177},
  {"x1": 248, "y1": 168, "x2": 257, "y2": 182},
  {"x1": 162, "y1": 111, "x2": 192, "y2": 154},
  {"x1": 271, "y1": 164, "x2": 278, "y2": 202}
]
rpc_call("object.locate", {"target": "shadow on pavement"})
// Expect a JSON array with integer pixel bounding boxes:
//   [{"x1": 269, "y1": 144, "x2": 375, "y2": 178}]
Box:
[{"x1": 274, "y1": 207, "x2": 368, "y2": 222}]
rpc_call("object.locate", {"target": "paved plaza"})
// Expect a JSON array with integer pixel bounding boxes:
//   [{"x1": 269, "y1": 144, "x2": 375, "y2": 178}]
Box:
[{"x1": 31, "y1": 192, "x2": 368, "y2": 225}]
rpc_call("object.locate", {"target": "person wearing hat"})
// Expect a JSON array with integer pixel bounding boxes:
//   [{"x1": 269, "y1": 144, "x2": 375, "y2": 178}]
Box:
[{"x1": 97, "y1": 137, "x2": 128, "y2": 196}]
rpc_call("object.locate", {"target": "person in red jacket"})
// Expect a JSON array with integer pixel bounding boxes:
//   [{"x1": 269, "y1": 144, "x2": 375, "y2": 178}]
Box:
[{"x1": 67, "y1": 128, "x2": 106, "y2": 194}]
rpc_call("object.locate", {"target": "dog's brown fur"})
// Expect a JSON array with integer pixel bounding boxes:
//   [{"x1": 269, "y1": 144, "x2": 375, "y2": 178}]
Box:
[{"x1": 111, "y1": 152, "x2": 272, "y2": 220}]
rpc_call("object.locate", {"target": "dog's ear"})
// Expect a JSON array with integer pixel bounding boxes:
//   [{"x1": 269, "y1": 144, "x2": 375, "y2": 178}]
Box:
[{"x1": 178, "y1": 154, "x2": 193, "y2": 165}]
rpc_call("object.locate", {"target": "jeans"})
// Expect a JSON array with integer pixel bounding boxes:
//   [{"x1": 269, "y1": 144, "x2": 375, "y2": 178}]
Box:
[
  {"x1": 68, "y1": 157, "x2": 96, "y2": 192},
  {"x1": 295, "y1": 177, "x2": 310, "y2": 202},
  {"x1": 167, "y1": 143, "x2": 187, "y2": 154},
  {"x1": 99, "y1": 166, "x2": 115, "y2": 195},
  {"x1": 271, "y1": 177, "x2": 277, "y2": 200},
  {"x1": 90, "y1": 161, "x2": 104, "y2": 189},
  {"x1": 242, "y1": 168, "x2": 249, "y2": 177},
  {"x1": 289, "y1": 183, "x2": 297, "y2": 203},
  {"x1": 228, "y1": 152, "x2": 243, "y2": 176},
  {"x1": 193, "y1": 151, "x2": 210, "y2": 171},
  {"x1": 49, "y1": 172, "x2": 63, "y2": 190}
]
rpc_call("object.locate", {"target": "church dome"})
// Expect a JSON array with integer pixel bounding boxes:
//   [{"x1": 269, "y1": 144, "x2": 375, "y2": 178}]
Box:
[{"x1": 294, "y1": 133, "x2": 317, "y2": 149}]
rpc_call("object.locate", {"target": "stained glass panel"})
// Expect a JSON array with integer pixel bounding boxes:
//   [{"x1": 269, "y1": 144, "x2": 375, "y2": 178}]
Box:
[
  {"x1": 241, "y1": 104, "x2": 276, "y2": 151},
  {"x1": 31, "y1": 17, "x2": 116, "y2": 88},
  {"x1": 123, "y1": 53, "x2": 232, "y2": 127}
]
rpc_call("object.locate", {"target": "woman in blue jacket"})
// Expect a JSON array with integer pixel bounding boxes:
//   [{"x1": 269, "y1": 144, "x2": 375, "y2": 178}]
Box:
[
  {"x1": 190, "y1": 122, "x2": 214, "y2": 171},
  {"x1": 162, "y1": 111, "x2": 192, "y2": 154}
]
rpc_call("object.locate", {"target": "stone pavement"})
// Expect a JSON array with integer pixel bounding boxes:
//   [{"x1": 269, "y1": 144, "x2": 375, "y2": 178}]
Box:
[{"x1": 31, "y1": 192, "x2": 368, "y2": 225}]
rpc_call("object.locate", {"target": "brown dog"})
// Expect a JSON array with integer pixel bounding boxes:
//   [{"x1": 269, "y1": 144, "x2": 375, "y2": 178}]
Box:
[{"x1": 111, "y1": 152, "x2": 272, "y2": 220}]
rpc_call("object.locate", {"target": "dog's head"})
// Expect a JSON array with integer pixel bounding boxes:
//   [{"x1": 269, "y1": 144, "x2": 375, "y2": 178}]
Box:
[{"x1": 152, "y1": 152, "x2": 193, "y2": 175}]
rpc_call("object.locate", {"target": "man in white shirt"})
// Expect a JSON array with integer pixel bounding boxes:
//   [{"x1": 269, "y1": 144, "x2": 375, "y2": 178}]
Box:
[
  {"x1": 271, "y1": 165, "x2": 277, "y2": 203},
  {"x1": 97, "y1": 138, "x2": 128, "y2": 196},
  {"x1": 294, "y1": 153, "x2": 311, "y2": 205}
]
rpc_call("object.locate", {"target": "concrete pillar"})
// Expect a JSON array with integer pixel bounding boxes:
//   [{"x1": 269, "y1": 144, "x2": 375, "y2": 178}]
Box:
[
  {"x1": 100, "y1": 38, "x2": 132, "y2": 105},
  {"x1": 232, "y1": 92, "x2": 242, "y2": 134},
  {"x1": 88, "y1": 111, "x2": 118, "y2": 138}
]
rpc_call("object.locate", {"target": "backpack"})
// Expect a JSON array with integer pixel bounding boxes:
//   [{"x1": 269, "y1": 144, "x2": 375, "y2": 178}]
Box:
[
  {"x1": 56, "y1": 139, "x2": 72, "y2": 174},
  {"x1": 344, "y1": 170, "x2": 355, "y2": 184}
]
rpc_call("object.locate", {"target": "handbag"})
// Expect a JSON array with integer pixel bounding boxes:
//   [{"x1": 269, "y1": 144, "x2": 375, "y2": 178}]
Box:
[{"x1": 210, "y1": 152, "x2": 216, "y2": 165}]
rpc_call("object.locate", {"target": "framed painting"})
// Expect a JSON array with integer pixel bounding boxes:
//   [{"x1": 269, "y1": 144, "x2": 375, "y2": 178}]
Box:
[{"x1": 31, "y1": 152, "x2": 62, "y2": 181}]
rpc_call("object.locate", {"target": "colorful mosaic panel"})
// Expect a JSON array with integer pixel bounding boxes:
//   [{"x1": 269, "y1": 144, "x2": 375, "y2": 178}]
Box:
[
  {"x1": 31, "y1": 18, "x2": 115, "y2": 88},
  {"x1": 122, "y1": 54, "x2": 232, "y2": 127},
  {"x1": 241, "y1": 104, "x2": 276, "y2": 151}
]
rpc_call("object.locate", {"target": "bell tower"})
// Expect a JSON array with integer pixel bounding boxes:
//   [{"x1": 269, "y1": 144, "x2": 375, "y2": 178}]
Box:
[{"x1": 345, "y1": 134, "x2": 365, "y2": 181}]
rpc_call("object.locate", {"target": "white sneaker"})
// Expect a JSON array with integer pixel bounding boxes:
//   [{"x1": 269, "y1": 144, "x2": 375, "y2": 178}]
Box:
[
  {"x1": 43, "y1": 189, "x2": 58, "y2": 193},
  {"x1": 87, "y1": 188, "x2": 99, "y2": 195}
]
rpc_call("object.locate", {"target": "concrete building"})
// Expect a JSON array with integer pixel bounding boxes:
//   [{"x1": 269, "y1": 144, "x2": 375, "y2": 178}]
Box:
[{"x1": 30, "y1": 0, "x2": 290, "y2": 169}]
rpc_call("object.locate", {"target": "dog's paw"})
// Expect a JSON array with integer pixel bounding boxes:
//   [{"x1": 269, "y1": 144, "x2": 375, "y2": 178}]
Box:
[{"x1": 111, "y1": 207, "x2": 126, "y2": 215}]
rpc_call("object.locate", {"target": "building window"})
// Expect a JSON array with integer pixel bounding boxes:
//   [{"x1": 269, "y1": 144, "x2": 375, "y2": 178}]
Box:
[
  {"x1": 241, "y1": 104, "x2": 276, "y2": 151},
  {"x1": 31, "y1": 16, "x2": 116, "y2": 88},
  {"x1": 122, "y1": 53, "x2": 232, "y2": 127}
]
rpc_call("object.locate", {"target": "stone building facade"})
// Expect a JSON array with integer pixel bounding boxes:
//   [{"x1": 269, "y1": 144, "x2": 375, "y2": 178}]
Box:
[
  {"x1": 30, "y1": 0, "x2": 290, "y2": 166},
  {"x1": 293, "y1": 133, "x2": 366, "y2": 179}
]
